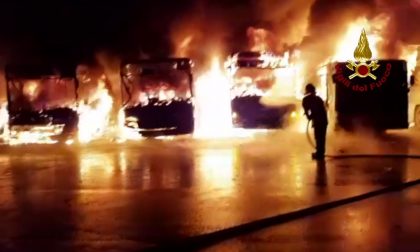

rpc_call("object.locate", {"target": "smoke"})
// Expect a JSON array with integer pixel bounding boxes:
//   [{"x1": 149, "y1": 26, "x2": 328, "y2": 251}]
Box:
[
  {"x1": 246, "y1": 27, "x2": 276, "y2": 52},
  {"x1": 168, "y1": 0, "x2": 420, "y2": 78},
  {"x1": 252, "y1": 0, "x2": 420, "y2": 82},
  {"x1": 170, "y1": 13, "x2": 205, "y2": 58},
  {"x1": 374, "y1": 0, "x2": 420, "y2": 57},
  {"x1": 298, "y1": 0, "x2": 376, "y2": 83},
  {"x1": 170, "y1": 1, "x2": 228, "y2": 71},
  {"x1": 253, "y1": 0, "x2": 316, "y2": 52},
  {"x1": 170, "y1": 0, "x2": 256, "y2": 71}
]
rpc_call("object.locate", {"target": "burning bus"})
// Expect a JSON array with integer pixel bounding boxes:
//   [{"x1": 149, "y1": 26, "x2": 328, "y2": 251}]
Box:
[
  {"x1": 120, "y1": 58, "x2": 195, "y2": 137},
  {"x1": 5, "y1": 64, "x2": 79, "y2": 144},
  {"x1": 323, "y1": 30, "x2": 413, "y2": 132},
  {"x1": 327, "y1": 59, "x2": 410, "y2": 132},
  {"x1": 225, "y1": 51, "x2": 298, "y2": 129}
]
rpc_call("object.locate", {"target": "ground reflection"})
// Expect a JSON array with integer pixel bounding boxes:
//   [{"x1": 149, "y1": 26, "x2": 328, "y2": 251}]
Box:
[
  {"x1": 79, "y1": 152, "x2": 115, "y2": 188},
  {"x1": 7, "y1": 148, "x2": 79, "y2": 251},
  {"x1": 0, "y1": 133, "x2": 417, "y2": 251},
  {"x1": 77, "y1": 145, "x2": 195, "y2": 191},
  {"x1": 316, "y1": 160, "x2": 327, "y2": 186},
  {"x1": 196, "y1": 148, "x2": 236, "y2": 193}
]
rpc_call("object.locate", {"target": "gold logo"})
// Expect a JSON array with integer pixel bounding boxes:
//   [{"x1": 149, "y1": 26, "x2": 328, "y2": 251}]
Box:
[{"x1": 346, "y1": 29, "x2": 379, "y2": 80}]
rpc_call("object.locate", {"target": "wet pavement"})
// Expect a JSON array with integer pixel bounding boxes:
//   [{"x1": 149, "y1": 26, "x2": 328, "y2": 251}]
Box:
[
  {"x1": 202, "y1": 185, "x2": 420, "y2": 252},
  {"x1": 0, "y1": 129, "x2": 420, "y2": 251}
]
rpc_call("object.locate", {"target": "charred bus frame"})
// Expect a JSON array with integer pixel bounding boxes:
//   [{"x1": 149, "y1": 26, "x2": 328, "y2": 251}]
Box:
[
  {"x1": 120, "y1": 58, "x2": 195, "y2": 137},
  {"x1": 225, "y1": 51, "x2": 298, "y2": 129},
  {"x1": 5, "y1": 64, "x2": 79, "y2": 143}
]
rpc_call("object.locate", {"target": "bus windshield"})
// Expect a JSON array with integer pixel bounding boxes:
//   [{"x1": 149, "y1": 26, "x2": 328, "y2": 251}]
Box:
[
  {"x1": 230, "y1": 68, "x2": 276, "y2": 97},
  {"x1": 8, "y1": 76, "x2": 77, "y2": 112},
  {"x1": 122, "y1": 65, "x2": 192, "y2": 106}
]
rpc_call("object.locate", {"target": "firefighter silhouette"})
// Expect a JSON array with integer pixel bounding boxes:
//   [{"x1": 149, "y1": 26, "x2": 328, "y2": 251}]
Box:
[{"x1": 302, "y1": 84, "x2": 328, "y2": 160}]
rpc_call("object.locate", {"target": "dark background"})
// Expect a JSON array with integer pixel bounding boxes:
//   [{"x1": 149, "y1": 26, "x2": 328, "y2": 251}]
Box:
[
  {"x1": 0, "y1": 0, "x2": 256, "y2": 65},
  {"x1": 1, "y1": 0, "x2": 419, "y2": 67}
]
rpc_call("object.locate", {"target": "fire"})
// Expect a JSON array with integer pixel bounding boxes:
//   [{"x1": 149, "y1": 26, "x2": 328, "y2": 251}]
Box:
[
  {"x1": 271, "y1": 60, "x2": 308, "y2": 133},
  {"x1": 23, "y1": 81, "x2": 40, "y2": 100},
  {"x1": 8, "y1": 125, "x2": 65, "y2": 145},
  {"x1": 402, "y1": 45, "x2": 419, "y2": 76},
  {"x1": 333, "y1": 17, "x2": 384, "y2": 62},
  {"x1": 77, "y1": 79, "x2": 113, "y2": 143},
  {"x1": 192, "y1": 51, "x2": 308, "y2": 137},
  {"x1": 0, "y1": 103, "x2": 9, "y2": 141},
  {"x1": 176, "y1": 36, "x2": 194, "y2": 57},
  {"x1": 1, "y1": 15, "x2": 418, "y2": 144},
  {"x1": 117, "y1": 108, "x2": 142, "y2": 142},
  {"x1": 247, "y1": 27, "x2": 274, "y2": 52},
  {"x1": 332, "y1": 15, "x2": 418, "y2": 73},
  {"x1": 193, "y1": 57, "x2": 233, "y2": 138}
]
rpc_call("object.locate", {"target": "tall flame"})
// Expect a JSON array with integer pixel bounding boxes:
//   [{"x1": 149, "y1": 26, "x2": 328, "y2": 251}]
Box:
[
  {"x1": 247, "y1": 27, "x2": 274, "y2": 52},
  {"x1": 333, "y1": 16, "x2": 418, "y2": 74},
  {"x1": 193, "y1": 57, "x2": 233, "y2": 138},
  {"x1": 333, "y1": 17, "x2": 383, "y2": 62},
  {"x1": 77, "y1": 79, "x2": 113, "y2": 143}
]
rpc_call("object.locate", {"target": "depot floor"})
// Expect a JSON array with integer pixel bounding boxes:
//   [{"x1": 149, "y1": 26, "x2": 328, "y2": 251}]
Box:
[
  {"x1": 1, "y1": 129, "x2": 420, "y2": 252},
  {"x1": 202, "y1": 186, "x2": 420, "y2": 252}
]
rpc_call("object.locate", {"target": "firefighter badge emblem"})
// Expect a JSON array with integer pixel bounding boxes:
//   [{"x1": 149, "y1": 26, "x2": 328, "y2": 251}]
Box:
[{"x1": 346, "y1": 29, "x2": 379, "y2": 80}]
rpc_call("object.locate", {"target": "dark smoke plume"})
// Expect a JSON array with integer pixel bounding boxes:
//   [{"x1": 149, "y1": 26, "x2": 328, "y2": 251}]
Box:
[
  {"x1": 253, "y1": 0, "x2": 316, "y2": 51},
  {"x1": 170, "y1": 0, "x2": 256, "y2": 71}
]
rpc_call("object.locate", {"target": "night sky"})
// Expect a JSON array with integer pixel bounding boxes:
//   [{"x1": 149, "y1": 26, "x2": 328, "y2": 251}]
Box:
[
  {"x1": 0, "y1": 0, "x2": 256, "y2": 66},
  {"x1": 2, "y1": 0, "x2": 419, "y2": 68}
]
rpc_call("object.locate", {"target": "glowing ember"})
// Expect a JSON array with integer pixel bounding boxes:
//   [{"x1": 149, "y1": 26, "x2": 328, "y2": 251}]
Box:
[
  {"x1": 77, "y1": 79, "x2": 113, "y2": 143},
  {"x1": 23, "y1": 81, "x2": 40, "y2": 100},
  {"x1": 8, "y1": 125, "x2": 64, "y2": 145}
]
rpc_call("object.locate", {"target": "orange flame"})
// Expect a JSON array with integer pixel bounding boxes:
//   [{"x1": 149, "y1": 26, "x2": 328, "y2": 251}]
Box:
[
  {"x1": 77, "y1": 79, "x2": 113, "y2": 143},
  {"x1": 193, "y1": 57, "x2": 233, "y2": 138},
  {"x1": 333, "y1": 17, "x2": 383, "y2": 62}
]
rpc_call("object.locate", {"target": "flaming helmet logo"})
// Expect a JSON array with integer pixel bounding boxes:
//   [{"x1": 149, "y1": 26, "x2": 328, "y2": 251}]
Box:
[{"x1": 346, "y1": 29, "x2": 379, "y2": 80}]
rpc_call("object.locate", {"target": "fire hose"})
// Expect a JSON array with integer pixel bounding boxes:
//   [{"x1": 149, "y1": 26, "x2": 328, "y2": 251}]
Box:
[
  {"x1": 305, "y1": 117, "x2": 420, "y2": 159},
  {"x1": 306, "y1": 118, "x2": 316, "y2": 149}
]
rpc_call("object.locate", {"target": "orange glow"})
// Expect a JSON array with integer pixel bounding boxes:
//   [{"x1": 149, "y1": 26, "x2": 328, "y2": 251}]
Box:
[
  {"x1": 402, "y1": 45, "x2": 419, "y2": 76},
  {"x1": 8, "y1": 125, "x2": 65, "y2": 145},
  {"x1": 193, "y1": 57, "x2": 234, "y2": 138},
  {"x1": 77, "y1": 79, "x2": 113, "y2": 143},
  {"x1": 247, "y1": 27, "x2": 274, "y2": 52},
  {"x1": 0, "y1": 103, "x2": 8, "y2": 140},
  {"x1": 117, "y1": 108, "x2": 143, "y2": 142},
  {"x1": 2, "y1": 104, "x2": 73, "y2": 146},
  {"x1": 332, "y1": 15, "x2": 418, "y2": 71},
  {"x1": 193, "y1": 51, "x2": 309, "y2": 136},
  {"x1": 333, "y1": 17, "x2": 385, "y2": 62},
  {"x1": 2, "y1": 16, "x2": 420, "y2": 144},
  {"x1": 197, "y1": 148, "x2": 235, "y2": 192},
  {"x1": 79, "y1": 152, "x2": 115, "y2": 187},
  {"x1": 176, "y1": 35, "x2": 194, "y2": 57},
  {"x1": 23, "y1": 81, "x2": 41, "y2": 101}
]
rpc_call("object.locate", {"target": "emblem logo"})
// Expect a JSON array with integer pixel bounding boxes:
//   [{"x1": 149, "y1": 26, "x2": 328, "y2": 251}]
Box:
[{"x1": 346, "y1": 29, "x2": 379, "y2": 80}]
